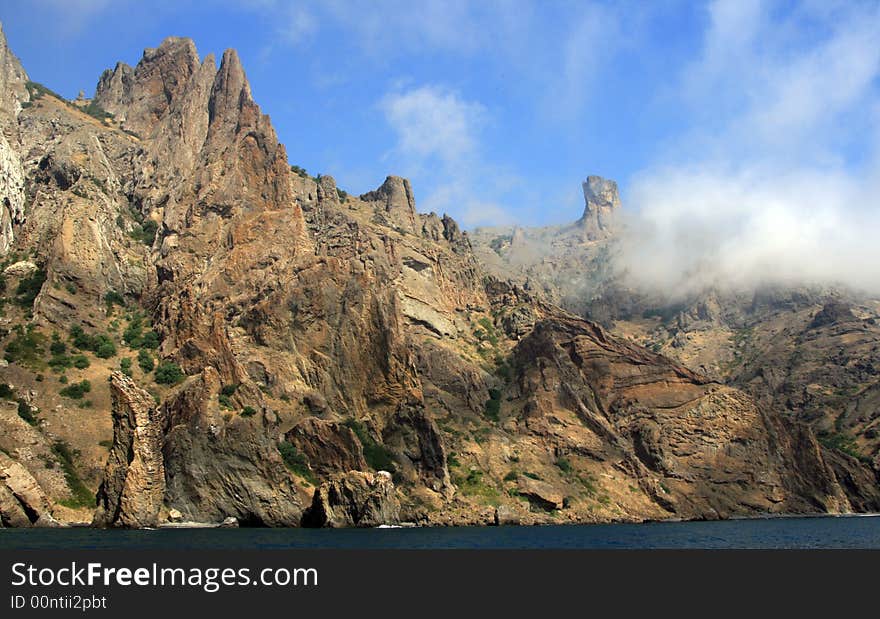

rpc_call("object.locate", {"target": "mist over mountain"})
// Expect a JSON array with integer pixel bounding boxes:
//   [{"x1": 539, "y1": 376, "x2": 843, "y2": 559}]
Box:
[{"x1": 615, "y1": 0, "x2": 880, "y2": 297}]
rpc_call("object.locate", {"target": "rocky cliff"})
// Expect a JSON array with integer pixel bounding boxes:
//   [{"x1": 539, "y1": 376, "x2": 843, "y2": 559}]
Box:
[
  {"x1": 0, "y1": 25, "x2": 876, "y2": 528},
  {"x1": 470, "y1": 178, "x2": 880, "y2": 506}
]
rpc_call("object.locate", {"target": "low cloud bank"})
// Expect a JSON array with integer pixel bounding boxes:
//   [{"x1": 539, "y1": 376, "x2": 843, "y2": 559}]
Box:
[
  {"x1": 616, "y1": 165, "x2": 880, "y2": 296},
  {"x1": 615, "y1": 1, "x2": 880, "y2": 298}
]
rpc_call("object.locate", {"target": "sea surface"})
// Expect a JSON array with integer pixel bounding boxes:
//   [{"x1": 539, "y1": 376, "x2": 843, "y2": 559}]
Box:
[{"x1": 2, "y1": 515, "x2": 880, "y2": 549}]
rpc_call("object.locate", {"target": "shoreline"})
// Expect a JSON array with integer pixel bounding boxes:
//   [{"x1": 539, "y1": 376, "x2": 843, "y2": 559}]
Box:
[{"x1": 9, "y1": 510, "x2": 880, "y2": 532}]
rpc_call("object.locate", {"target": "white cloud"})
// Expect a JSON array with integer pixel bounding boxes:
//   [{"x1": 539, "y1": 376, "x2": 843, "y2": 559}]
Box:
[
  {"x1": 381, "y1": 86, "x2": 485, "y2": 162},
  {"x1": 545, "y1": 5, "x2": 621, "y2": 121},
  {"x1": 619, "y1": 0, "x2": 880, "y2": 296},
  {"x1": 380, "y1": 84, "x2": 515, "y2": 226},
  {"x1": 279, "y1": 5, "x2": 317, "y2": 45}
]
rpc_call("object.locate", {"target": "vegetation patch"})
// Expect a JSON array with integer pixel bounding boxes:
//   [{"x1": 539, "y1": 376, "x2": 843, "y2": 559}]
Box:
[
  {"x1": 25, "y1": 81, "x2": 64, "y2": 102},
  {"x1": 123, "y1": 313, "x2": 160, "y2": 350},
  {"x1": 277, "y1": 441, "x2": 317, "y2": 484},
  {"x1": 15, "y1": 268, "x2": 47, "y2": 308},
  {"x1": 137, "y1": 349, "x2": 154, "y2": 373},
  {"x1": 69, "y1": 325, "x2": 116, "y2": 358},
  {"x1": 819, "y1": 432, "x2": 872, "y2": 464},
  {"x1": 154, "y1": 361, "x2": 184, "y2": 385},
  {"x1": 82, "y1": 100, "x2": 113, "y2": 122},
  {"x1": 104, "y1": 290, "x2": 125, "y2": 310},
  {"x1": 218, "y1": 383, "x2": 238, "y2": 409},
  {"x1": 344, "y1": 418, "x2": 396, "y2": 472},
  {"x1": 555, "y1": 457, "x2": 573, "y2": 475},
  {"x1": 129, "y1": 219, "x2": 158, "y2": 246},
  {"x1": 51, "y1": 440, "x2": 93, "y2": 508},
  {"x1": 452, "y1": 469, "x2": 502, "y2": 506},
  {"x1": 60, "y1": 380, "x2": 91, "y2": 400},
  {"x1": 484, "y1": 387, "x2": 502, "y2": 422},
  {"x1": 476, "y1": 316, "x2": 499, "y2": 346},
  {"x1": 5, "y1": 325, "x2": 46, "y2": 368},
  {"x1": 17, "y1": 399, "x2": 38, "y2": 426}
]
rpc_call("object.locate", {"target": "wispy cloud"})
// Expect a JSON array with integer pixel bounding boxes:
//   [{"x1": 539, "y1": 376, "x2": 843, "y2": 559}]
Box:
[
  {"x1": 619, "y1": 0, "x2": 880, "y2": 295},
  {"x1": 380, "y1": 84, "x2": 514, "y2": 226},
  {"x1": 380, "y1": 85, "x2": 485, "y2": 163},
  {"x1": 543, "y1": 4, "x2": 622, "y2": 121},
  {"x1": 31, "y1": 0, "x2": 115, "y2": 36},
  {"x1": 248, "y1": 1, "x2": 618, "y2": 120},
  {"x1": 278, "y1": 5, "x2": 317, "y2": 45}
]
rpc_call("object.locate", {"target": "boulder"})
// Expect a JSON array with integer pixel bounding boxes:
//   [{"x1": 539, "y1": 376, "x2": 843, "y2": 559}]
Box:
[
  {"x1": 1, "y1": 260, "x2": 36, "y2": 278},
  {"x1": 516, "y1": 476, "x2": 564, "y2": 511},
  {"x1": 494, "y1": 504, "x2": 521, "y2": 526}
]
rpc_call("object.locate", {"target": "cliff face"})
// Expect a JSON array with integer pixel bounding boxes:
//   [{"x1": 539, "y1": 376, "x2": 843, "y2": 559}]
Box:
[
  {"x1": 471, "y1": 172, "x2": 880, "y2": 500},
  {"x1": 0, "y1": 26, "x2": 876, "y2": 528},
  {"x1": 0, "y1": 22, "x2": 28, "y2": 253}
]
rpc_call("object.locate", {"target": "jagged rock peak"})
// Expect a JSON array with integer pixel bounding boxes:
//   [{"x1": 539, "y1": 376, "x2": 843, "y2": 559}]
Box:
[
  {"x1": 360, "y1": 175, "x2": 418, "y2": 232},
  {"x1": 579, "y1": 175, "x2": 620, "y2": 240},
  {"x1": 209, "y1": 48, "x2": 253, "y2": 124},
  {"x1": 94, "y1": 62, "x2": 134, "y2": 111},
  {"x1": 0, "y1": 21, "x2": 29, "y2": 117},
  {"x1": 94, "y1": 36, "x2": 205, "y2": 135}
]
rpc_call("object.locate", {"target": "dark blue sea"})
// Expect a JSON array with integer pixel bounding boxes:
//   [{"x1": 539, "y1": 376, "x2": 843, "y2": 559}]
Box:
[{"x1": 3, "y1": 515, "x2": 880, "y2": 549}]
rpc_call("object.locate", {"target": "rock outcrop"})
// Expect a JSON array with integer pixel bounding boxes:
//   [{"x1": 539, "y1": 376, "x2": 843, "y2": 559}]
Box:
[
  {"x1": 0, "y1": 23, "x2": 28, "y2": 252},
  {"x1": 0, "y1": 22, "x2": 28, "y2": 122},
  {"x1": 162, "y1": 368, "x2": 303, "y2": 526},
  {"x1": 302, "y1": 471, "x2": 400, "y2": 528},
  {"x1": 93, "y1": 373, "x2": 165, "y2": 528},
  {"x1": 285, "y1": 419, "x2": 368, "y2": 478},
  {"x1": 499, "y1": 312, "x2": 865, "y2": 519},
  {"x1": 361, "y1": 176, "x2": 419, "y2": 233},
  {"x1": 579, "y1": 175, "x2": 620, "y2": 240},
  {"x1": 0, "y1": 452, "x2": 58, "y2": 527}
]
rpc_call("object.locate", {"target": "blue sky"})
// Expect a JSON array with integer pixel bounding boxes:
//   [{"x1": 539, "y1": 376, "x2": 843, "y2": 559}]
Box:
[{"x1": 1, "y1": 0, "x2": 879, "y2": 288}]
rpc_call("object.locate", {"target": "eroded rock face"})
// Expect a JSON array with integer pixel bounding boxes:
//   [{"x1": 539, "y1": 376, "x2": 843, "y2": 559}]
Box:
[
  {"x1": 0, "y1": 133, "x2": 26, "y2": 252},
  {"x1": 162, "y1": 367, "x2": 303, "y2": 526},
  {"x1": 94, "y1": 37, "x2": 202, "y2": 138},
  {"x1": 0, "y1": 23, "x2": 28, "y2": 253},
  {"x1": 285, "y1": 419, "x2": 367, "y2": 478},
  {"x1": 579, "y1": 175, "x2": 620, "y2": 240},
  {"x1": 302, "y1": 471, "x2": 400, "y2": 528},
  {"x1": 505, "y1": 313, "x2": 862, "y2": 519},
  {"x1": 93, "y1": 372, "x2": 165, "y2": 528},
  {"x1": 361, "y1": 176, "x2": 418, "y2": 233},
  {"x1": 0, "y1": 23, "x2": 28, "y2": 114},
  {"x1": 0, "y1": 452, "x2": 57, "y2": 527}
]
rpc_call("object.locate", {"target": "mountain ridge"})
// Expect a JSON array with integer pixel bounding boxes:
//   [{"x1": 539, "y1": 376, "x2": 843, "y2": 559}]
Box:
[{"x1": 0, "y1": 26, "x2": 877, "y2": 529}]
